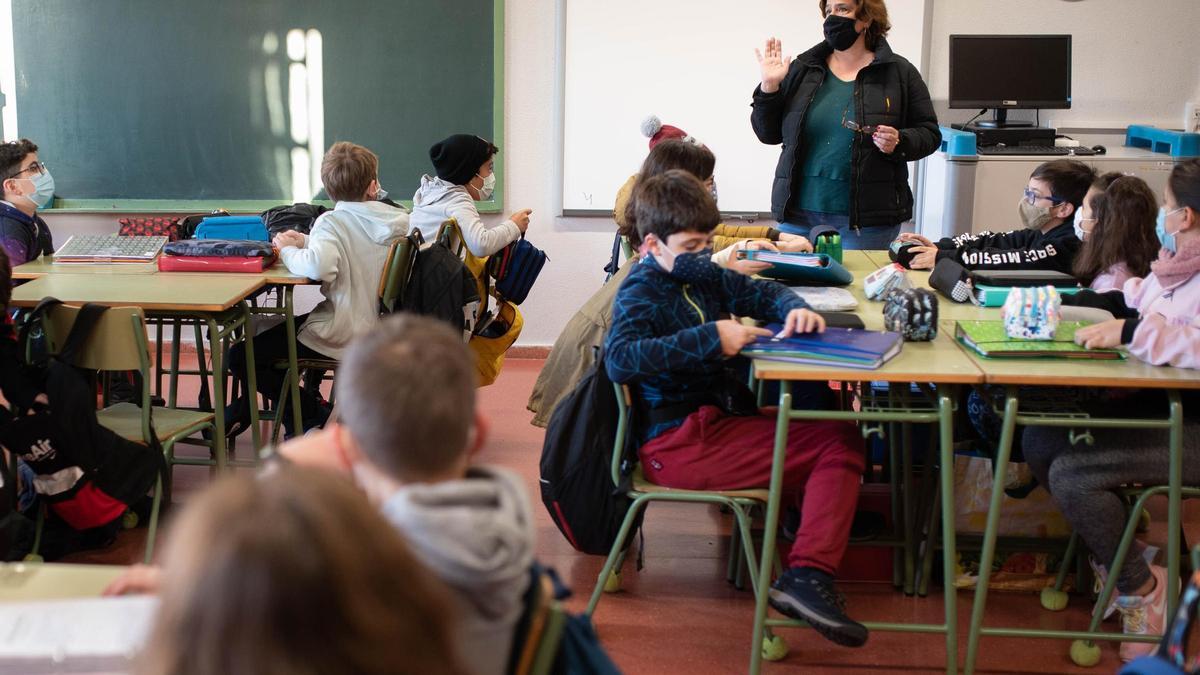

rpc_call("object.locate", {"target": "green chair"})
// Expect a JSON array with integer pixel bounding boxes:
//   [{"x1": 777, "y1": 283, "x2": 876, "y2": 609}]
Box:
[
  {"x1": 28, "y1": 304, "x2": 215, "y2": 564},
  {"x1": 267, "y1": 233, "x2": 421, "y2": 444},
  {"x1": 511, "y1": 570, "x2": 568, "y2": 675},
  {"x1": 585, "y1": 383, "x2": 789, "y2": 662}
]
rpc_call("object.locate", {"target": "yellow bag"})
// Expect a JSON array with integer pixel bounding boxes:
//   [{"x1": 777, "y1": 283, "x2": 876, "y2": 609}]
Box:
[{"x1": 469, "y1": 299, "x2": 523, "y2": 387}]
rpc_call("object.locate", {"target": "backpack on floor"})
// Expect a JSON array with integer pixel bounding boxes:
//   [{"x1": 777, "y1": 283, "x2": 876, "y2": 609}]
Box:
[
  {"x1": 0, "y1": 300, "x2": 164, "y2": 531},
  {"x1": 538, "y1": 349, "x2": 641, "y2": 555}
]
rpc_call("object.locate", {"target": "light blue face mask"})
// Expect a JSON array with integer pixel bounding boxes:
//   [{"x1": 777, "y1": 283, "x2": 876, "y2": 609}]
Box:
[
  {"x1": 17, "y1": 170, "x2": 55, "y2": 209},
  {"x1": 1156, "y1": 206, "x2": 1186, "y2": 253}
]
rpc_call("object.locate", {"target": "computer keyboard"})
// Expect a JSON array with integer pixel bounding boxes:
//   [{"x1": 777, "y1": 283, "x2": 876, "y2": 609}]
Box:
[
  {"x1": 977, "y1": 145, "x2": 1069, "y2": 156},
  {"x1": 53, "y1": 235, "x2": 168, "y2": 262}
]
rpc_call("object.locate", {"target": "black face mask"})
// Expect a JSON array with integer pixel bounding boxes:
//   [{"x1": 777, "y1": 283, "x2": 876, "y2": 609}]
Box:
[{"x1": 823, "y1": 14, "x2": 860, "y2": 51}]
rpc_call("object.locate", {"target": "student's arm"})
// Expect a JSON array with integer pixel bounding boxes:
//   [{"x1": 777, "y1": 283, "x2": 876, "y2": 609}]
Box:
[
  {"x1": 0, "y1": 221, "x2": 34, "y2": 265},
  {"x1": 720, "y1": 271, "x2": 808, "y2": 322},
  {"x1": 279, "y1": 225, "x2": 340, "y2": 282},
  {"x1": 1123, "y1": 313, "x2": 1200, "y2": 369},
  {"x1": 451, "y1": 203, "x2": 521, "y2": 258},
  {"x1": 938, "y1": 238, "x2": 1076, "y2": 273},
  {"x1": 935, "y1": 229, "x2": 1025, "y2": 252},
  {"x1": 887, "y1": 63, "x2": 941, "y2": 163},
  {"x1": 604, "y1": 284, "x2": 723, "y2": 384},
  {"x1": 1061, "y1": 289, "x2": 1138, "y2": 319}
]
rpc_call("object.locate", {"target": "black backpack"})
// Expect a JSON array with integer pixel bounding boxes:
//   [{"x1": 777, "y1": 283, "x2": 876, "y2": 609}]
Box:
[
  {"x1": 260, "y1": 203, "x2": 329, "y2": 237},
  {"x1": 538, "y1": 350, "x2": 641, "y2": 555},
  {"x1": 0, "y1": 300, "x2": 163, "y2": 532}
]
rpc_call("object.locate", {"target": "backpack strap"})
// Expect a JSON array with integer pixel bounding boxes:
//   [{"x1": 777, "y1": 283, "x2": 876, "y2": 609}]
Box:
[{"x1": 57, "y1": 303, "x2": 109, "y2": 366}]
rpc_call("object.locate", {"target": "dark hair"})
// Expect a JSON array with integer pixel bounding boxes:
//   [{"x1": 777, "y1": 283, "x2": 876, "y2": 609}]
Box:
[
  {"x1": 321, "y1": 141, "x2": 379, "y2": 202},
  {"x1": 632, "y1": 170, "x2": 720, "y2": 245},
  {"x1": 620, "y1": 140, "x2": 717, "y2": 246},
  {"x1": 0, "y1": 139, "x2": 38, "y2": 184},
  {"x1": 138, "y1": 468, "x2": 467, "y2": 675},
  {"x1": 1169, "y1": 158, "x2": 1200, "y2": 213},
  {"x1": 818, "y1": 0, "x2": 891, "y2": 51},
  {"x1": 0, "y1": 248, "x2": 10, "y2": 308},
  {"x1": 1073, "y1": 175, "x2": 1160, "y2": 285},
  {"x1": 1031, "y1": 159, "x2": 1096, "y2": 211},
  {"x1": 338, "y1": 313, "x2": 476, "y2": 481}
]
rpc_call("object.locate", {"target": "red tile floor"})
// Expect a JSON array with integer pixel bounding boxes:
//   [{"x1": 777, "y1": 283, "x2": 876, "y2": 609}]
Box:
[{"x1": 66, "y1": 358, "x2": 1193, "y2": 674}]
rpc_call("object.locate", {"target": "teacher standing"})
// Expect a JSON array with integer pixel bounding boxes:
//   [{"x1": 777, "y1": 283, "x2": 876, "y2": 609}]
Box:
[{"x1": 751, "y1": 0, "x2": 939, "y2": 249}]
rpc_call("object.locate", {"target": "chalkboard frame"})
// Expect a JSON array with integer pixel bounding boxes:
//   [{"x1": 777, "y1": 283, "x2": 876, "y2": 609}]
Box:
[{"x1": 10, "y1": 1, "x2": 506, "y2": 214}]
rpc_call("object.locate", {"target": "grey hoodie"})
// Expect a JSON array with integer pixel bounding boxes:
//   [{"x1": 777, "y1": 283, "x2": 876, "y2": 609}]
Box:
[
  {"x1": 279, "y1": 200, "x2": 409, "y2": 359},
  {"x1": 410, "y1": 175, "x2": 521, "y2": 258},
  {"x1": 380, "y1": 465, "x2": 535, "y2": 675}
]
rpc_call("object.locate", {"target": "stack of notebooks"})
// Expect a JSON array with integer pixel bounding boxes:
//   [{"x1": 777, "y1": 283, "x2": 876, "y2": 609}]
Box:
[
  {"x1": 955, "y1": 320, "x2": 1124, "y2": 359},
  {"x1": 734, "y1": 251, "x2": 854, "y2": 286},
  {"x1": 742, "y1": 325, "x2": 903, "y2": 370}
]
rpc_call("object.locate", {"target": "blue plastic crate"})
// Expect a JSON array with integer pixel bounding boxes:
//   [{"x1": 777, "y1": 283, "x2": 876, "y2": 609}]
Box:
[
  {"x1": 939, "y1": 126, "x2": 977, "y2": 158},
  {"x1": 1125, "y1": 125, "x2": 1200, "y2": 157}
]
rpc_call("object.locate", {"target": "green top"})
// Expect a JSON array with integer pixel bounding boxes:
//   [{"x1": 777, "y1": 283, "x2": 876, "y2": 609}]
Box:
[{"x1": 792, "y1": 72, "x2": 856, "y2": 216}]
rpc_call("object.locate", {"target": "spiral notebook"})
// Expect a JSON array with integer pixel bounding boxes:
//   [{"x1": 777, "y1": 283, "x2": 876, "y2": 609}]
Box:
[
  {"x1": 955, "y1": 320, "x2": 1124, "y2": 359},
  {"x1": 742, "y1": 325, "x2": 903, "y2": 370},
  {"x1": 735, "y1": 251, "x2": 854, "y2": 286}
]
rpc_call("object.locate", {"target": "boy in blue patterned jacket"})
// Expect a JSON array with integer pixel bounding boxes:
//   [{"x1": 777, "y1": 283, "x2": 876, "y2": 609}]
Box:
[{"x1": 604, "y1": 170, "x2": 868, "y2": 647}]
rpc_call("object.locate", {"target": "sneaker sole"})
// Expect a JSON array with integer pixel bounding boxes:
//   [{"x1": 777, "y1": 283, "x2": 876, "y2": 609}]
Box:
[{"x1": 768, "y1": 588, "x2": 869, "y2": 647}]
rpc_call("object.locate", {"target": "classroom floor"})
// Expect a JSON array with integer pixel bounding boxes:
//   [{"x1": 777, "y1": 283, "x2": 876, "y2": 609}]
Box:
[{"x1": 66, "y1": 357, "x2": 1195, "y2": 674}]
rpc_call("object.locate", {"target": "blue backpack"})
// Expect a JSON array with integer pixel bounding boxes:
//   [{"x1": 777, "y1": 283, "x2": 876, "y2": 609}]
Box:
[{"x1": 488, "y1": 234, "x2": 548, "y2": 305}]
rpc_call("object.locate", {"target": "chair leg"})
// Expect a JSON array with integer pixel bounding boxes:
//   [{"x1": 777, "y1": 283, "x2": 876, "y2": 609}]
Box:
[
  {"x1": 26, "y1": 504, "x2": 46, "y2": 562},
  {"x1": 727, "y1": 521, "x2": 742, "y2": 584},
  {"x1": 144, "y1": 474, "x2": 163, "y2": 565},
  {"x1": 586, "y1": 495, "x2": 649, "y2": 617},
  {"x1": 1040, "y1": 532, "x2": 1077, "y2": 612},
  {"x1": 918, "y1": 475, "x2": 942, "y2": 598},
  {"x1": 271, "y1": 369, "x2": 292, "y2": 445}
]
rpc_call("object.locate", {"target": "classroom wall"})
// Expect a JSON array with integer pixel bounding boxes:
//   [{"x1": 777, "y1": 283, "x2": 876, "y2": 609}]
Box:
[
  {"x1": 927, "y1": 0, "x2": 1200, "y2": 129},
  {"x1": 37, "y1": 0, "x2": 1200, "y2": 348}
]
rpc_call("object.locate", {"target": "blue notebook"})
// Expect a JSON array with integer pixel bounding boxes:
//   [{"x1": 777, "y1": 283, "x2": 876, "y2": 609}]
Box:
[
  {"x1": 735, "y1": 251, "x2": 854, "y2": 286},
  {"x1": 742, "y1": 324, "x2": 903, "y2": 370}
]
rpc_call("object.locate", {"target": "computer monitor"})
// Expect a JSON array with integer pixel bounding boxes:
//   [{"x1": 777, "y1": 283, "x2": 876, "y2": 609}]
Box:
[{"x1": 949, "y1": 35, "x2": 1072, "y2": 128}]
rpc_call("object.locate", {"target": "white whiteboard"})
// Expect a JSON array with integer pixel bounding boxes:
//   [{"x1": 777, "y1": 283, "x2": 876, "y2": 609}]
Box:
[{"x1": 560, "y1": 0, "x2": 929, "y2": 214}]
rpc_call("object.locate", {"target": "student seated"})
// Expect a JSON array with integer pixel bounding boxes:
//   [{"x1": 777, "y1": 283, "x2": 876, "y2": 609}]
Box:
[
  {"x1": 226, "y1": 141, "x2": 409, "y2": 436},
  {"x1": 279, "y1": 314, "x2": 534, "y2": 675},
  {"x1": 900, "y1": 159, "x2": 1096, "y2": 273},
  {"x1": 1072, "y1": 172, "x2": 1160, "y2": 291},
  {"x1": 615, "y1": 119, "x2": 813, "y2": 257},
  {"x1": 604, "y1": 170, "x2": 868, "y2": 646},
  {"x1": 1023, "y1": 159, "x2": 1200, "y2": 662},
  {"x1": 126, "y1": 467, "x2": 467, "y2": 675},
  {"x1": 0, "y1": 139, "x2": 55, "y2": 266},
  {"x1": 528, "y1": 139, "x2": 799, "y2": 428},
  {"x1": 410, "y1": 135, "x2": 532, "y2": 257}
]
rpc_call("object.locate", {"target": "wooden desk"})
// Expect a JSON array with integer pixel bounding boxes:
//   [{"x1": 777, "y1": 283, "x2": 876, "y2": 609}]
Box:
[
  {"x1": 10, "y1": 273, "x2": 263, "y2": 313},
  {"x1": 0, "y1": 563, "x2": 126, "y2": 602},
  {"x1": 14, "y1": 257, "x2": 311, "y2": 286}
]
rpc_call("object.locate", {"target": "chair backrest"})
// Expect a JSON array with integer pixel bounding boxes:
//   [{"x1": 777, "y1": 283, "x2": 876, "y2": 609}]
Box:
[
  {"x1": 379, "y1": 233, "x2": 420, "y2": 314},
  {"x1": 610, "y1": 383, "x2": 632, "y2": 489},
  {"x1": 43, "y1": 304, "x2": 150, "y2": 374},
  {"x1": 436, "y1": 218, "x2": 465, "y2": 257},
  {"x1": 512, "y1": 571, "x2": 566, "y2": 675}
]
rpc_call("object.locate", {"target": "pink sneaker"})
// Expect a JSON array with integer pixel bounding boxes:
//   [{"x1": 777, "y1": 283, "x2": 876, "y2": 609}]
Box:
[{"x1": 1115, "y1": 565, "x2": 1172, "y2": 662}]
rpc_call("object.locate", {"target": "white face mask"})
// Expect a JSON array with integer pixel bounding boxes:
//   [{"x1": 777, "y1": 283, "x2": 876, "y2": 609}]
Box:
[
  {"x1": 475, "y1": 172, "x2": 496, "y2": 200},
  {"x1": 1073, "y1": 208, "x2": 1087, "y2": 241}
]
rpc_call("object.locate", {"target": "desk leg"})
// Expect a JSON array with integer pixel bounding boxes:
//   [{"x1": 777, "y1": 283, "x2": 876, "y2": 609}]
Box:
[
  {"x1": 748, "y1": 384, "x2": 791, "y2": 675},
  {"x1": 938, "y1": 390, "x2": 959, "y2": 675},
  {"x1": 964, "y1": 389, "x2": 1019, "y2": 675},
  {"x1": 902, "y1": 420, "x2": 916, "y2": 596},
  {"x1": 1167, "y1": 389, "x2": 1183, "y2": 617},
  {"x1": 283, "y1": 286, "x2": 303, "y2": 439},
  {"x1": 241, "y1": 303, "x2": 261, "y2": 452},
  {"x1": 204, "y1": 316, "x2": 227, "y2": 472}
]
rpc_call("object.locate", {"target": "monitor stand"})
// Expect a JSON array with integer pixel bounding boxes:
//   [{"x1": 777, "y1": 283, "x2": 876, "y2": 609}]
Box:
[{"x1": 972, "y1": 108, "x2": 1034, "y2": 129}]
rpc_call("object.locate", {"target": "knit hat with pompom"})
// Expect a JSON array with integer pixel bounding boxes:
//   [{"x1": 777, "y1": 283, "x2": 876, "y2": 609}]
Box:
[{"x1": 640, "y1": 115, "x2": 698, "y2": 149}]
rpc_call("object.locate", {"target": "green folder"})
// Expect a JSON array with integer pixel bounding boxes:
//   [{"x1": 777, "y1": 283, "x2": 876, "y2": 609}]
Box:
[{"x1": 955, "y1": 320, "x2": 1125, "y2": 360}]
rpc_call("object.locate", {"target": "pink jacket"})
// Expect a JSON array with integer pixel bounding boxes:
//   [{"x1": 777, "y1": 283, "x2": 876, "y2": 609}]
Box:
[
  {"x1": 1092, "y1": 263, "x2": 1134, "y2": 293},
  {"x1": 1122, "y1": 270, "x2": 1200, "y2": 369}
]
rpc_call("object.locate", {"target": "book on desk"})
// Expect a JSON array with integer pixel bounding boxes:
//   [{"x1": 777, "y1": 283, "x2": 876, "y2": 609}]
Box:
[{"x1": 743, "y1": 325, "x2": 902, "y2": 370}]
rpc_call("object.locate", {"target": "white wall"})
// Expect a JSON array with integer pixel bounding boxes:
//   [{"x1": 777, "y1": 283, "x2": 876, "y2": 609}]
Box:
[
  {"x1": 927, "y1": 0, "x2": 1200, "y2": 129},
  {"x1": 38, "y1": 0, "x2": 1200, "y2": 347}
]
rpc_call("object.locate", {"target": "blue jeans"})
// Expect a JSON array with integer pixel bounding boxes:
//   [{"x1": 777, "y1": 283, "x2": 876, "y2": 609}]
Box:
[{"x1": 779, "y1": 210, "x2": 901, "y2": 250}]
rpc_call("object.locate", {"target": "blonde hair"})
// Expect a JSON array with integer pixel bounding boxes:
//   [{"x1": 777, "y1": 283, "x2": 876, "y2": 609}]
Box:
[{"x1": 137, "y1": 468, "x2": 467, "y2": 675}]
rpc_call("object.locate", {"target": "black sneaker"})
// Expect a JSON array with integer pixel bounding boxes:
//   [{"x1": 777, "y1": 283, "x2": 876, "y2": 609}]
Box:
[{"x1": 768, "y1": 567, "x2": 868, "y2": 647}]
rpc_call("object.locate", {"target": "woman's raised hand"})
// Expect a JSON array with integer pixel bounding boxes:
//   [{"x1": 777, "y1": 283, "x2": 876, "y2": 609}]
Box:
[{"x1": 755, "y1": 37, "x2": 791, "y2": 94}]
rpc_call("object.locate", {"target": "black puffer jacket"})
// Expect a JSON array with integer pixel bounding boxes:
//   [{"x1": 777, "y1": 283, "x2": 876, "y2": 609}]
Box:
[{"x1": 750, "y1": 39, "x2": 940, "y2": 229}]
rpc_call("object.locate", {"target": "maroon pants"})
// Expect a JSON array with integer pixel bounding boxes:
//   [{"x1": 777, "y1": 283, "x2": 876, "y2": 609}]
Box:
[{"x1": 639, "y1": 405, "x2": 865, "y2": 575}]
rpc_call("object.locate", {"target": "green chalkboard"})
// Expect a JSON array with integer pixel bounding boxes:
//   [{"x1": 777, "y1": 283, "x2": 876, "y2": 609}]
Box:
[{"x1": 6, "y1": 0, "x2": 503, "y2": 212}]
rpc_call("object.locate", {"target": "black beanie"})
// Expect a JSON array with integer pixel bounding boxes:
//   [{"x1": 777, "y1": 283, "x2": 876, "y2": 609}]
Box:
[{"x1": 429, "y1": 134, "x2": 494, "y2": 186}]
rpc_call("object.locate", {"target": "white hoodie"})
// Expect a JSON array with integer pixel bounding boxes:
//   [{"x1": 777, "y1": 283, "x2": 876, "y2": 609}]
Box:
[
  {"x1": 381, "y1": 465, "x2": 534, "y2": 675},
  {"x1": 279, "y1": 200, "x2": 409, "y2": 359},
  {"x1": 410, "y1": 174, "x2": 521, "y2": 257}
]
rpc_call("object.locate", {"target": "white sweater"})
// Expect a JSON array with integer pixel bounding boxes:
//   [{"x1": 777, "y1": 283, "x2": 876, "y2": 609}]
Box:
[
  {"x1": 409, "y1": 175, "x2": 520, "y2": 257},
  {"x1": 279, "y1": 200, "x2": 410, "y2": 359}
]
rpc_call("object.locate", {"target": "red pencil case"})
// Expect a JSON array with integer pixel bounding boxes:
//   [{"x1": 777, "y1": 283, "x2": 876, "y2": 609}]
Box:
[{"x1": 157, "y1": 255, "x2": 275, "y2": 273}]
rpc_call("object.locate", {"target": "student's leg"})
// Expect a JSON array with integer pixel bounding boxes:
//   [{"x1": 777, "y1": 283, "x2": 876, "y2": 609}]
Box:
[{"x1": 228, "y1": 316, "x2": 328, "y2": 432}]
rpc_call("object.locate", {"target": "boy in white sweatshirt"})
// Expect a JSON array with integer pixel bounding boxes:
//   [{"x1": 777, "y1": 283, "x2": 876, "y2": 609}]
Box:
[
  {"x1": 409, "y1": 134, "x2": 532, "y2": 257},
  {"x1": 227, "y1": 142, "x2": 409, "y2": 437}
]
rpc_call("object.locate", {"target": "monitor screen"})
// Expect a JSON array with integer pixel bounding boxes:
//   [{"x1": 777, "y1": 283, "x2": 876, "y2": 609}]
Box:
[{"x1": 949, "y1": 35, "x2": 1071, "y2": 109}]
